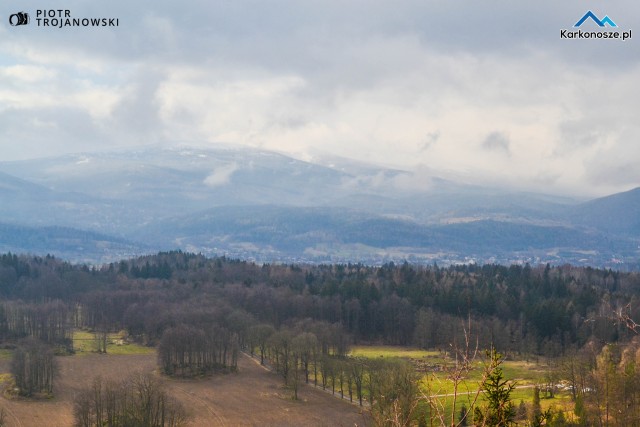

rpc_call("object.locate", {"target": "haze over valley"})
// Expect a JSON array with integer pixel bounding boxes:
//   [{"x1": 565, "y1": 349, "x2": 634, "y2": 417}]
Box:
[{"x1": 1, "y1": 145, "x2": 638, "y2": 269}]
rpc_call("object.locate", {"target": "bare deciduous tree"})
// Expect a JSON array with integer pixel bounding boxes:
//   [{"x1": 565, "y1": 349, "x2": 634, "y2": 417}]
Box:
[
  {"x1": 73, "y1": 372, "x2": 188, "y2": 427},
  {"x1": 11, "y1": 338, "x2": 57, "y2": 397}
]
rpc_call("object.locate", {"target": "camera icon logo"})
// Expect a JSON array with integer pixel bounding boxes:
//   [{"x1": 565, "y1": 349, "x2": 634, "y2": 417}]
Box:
[{"x1": 9, "y1": 12, "x2": 30, "y2": 26}]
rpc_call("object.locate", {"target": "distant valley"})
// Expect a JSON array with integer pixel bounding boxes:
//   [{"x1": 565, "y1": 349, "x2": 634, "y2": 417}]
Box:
[{"x1": 0, "y1": 146, "x2": 638, "y2": 269}]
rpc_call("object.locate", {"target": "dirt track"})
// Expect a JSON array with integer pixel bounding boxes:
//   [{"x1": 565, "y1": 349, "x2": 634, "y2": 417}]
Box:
[{"x1": 0, "y1": 352, "x2": 370, "y2": 426}]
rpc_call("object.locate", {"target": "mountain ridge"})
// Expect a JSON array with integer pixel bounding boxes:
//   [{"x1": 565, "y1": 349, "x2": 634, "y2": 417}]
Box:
[{"x1": 0, "y1": 146, "x2": 638, "y2": 268}]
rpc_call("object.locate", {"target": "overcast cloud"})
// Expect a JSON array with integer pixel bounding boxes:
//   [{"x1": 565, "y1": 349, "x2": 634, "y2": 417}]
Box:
[{"x1": 0, "y1": 0, "x2": 638, "y2": 196}]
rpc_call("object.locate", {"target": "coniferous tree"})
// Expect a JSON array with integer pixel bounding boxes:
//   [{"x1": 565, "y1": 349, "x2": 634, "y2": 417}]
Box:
[
  {"x1": 473, "y1": 350, "x2": 516, "y2": 426},
  {"x1": 531, "y1": 386, "x2": 541, "y2": 422},
  {"x1": 459, "y1": 404, "x2": 469, "y2": 426}
]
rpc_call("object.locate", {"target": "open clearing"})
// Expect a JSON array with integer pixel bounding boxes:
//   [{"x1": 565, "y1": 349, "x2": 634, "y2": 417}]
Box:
[
  {"x1": 350, "y1": 345, "x2": 573, "y2": 421},
  {"x1": 350, "y1": 345, "x2": 548, "y2": 393},
  {"x1": 0, "y1": 351, "x2": 369, "y2": 426}
]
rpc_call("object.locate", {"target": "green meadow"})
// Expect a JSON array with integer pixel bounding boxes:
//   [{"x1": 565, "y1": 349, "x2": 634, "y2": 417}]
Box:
[
  {"x1": 350, "y1": 345, "x2": 574, "y2": 423},
  {"x1": 72, "y1": 330, "x2": 155, "y2": 356}
]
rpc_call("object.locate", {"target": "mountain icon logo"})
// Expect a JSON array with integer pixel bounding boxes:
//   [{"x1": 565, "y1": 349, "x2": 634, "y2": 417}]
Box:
[{"x1": 574, "y1": 11, "x2": 617, "y2": 28}]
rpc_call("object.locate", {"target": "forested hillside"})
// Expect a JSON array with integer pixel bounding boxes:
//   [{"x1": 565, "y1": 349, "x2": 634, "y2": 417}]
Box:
[
  {"x1": 1, "y1": 251, "x2": 638, "y2": 357},
  {"x1": 3, "y1": 251, "x2": 640, "y2": 425}
]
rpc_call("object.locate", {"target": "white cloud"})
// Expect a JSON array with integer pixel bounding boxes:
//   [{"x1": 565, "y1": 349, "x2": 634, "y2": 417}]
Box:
[
  {"x1": 203, "y1": 163, "x2": 238, "y2": 187},
  {"x1": 0, "y1": 0, "x2": 638, "y2": 195}
]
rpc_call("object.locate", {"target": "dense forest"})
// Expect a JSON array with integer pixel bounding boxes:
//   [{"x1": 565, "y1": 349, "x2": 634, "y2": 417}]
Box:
[
  {"x1": 1, "y1": 251, "x2": 638, "y2": 357},
  {"x1": 2, "y1": 251, "x2": 640, "y2": 425}
]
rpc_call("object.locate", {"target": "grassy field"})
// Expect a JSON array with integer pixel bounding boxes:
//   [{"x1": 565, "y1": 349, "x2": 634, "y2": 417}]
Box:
[
  {"x1": 350, "y1": 345, "x2": 574, "y2": 423},
  {"x1": 0, "y1": 331, "x2": 153, "y2": 360},
  {"x1": 351, "y1": 345, "x2": 547, "y2": 388},
  {"x1": 350, "y1": 345, "x2": 441, "y2": 359},
  {"x1": 352, "y1": 345, "x2": 547, "y2": 382},
  {"x1": 72, "y1": 330, "x2": 155, "y2": 355}
]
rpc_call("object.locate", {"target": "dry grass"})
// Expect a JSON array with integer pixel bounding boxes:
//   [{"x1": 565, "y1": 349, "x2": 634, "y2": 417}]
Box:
[{"x1": 0, "y1": 350, "x2": 369, "y2": 426}]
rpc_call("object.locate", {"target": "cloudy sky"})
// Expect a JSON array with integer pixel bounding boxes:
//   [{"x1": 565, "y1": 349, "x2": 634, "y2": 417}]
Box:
[{"x1": 0, "y1": 0, "x2": 638, "y2": 197}]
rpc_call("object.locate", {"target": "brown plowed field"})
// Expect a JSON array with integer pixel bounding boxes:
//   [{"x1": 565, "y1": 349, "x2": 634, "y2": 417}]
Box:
[{"x1": 0, "y1": 353, "x2": 370, "y2": 427}]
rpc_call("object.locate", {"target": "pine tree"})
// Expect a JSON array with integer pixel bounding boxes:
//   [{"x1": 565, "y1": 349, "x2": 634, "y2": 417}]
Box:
[
  {"x1": 531, "y1": 386, "x2": 541, "y2": 421},
  {"x1": 459, "y1": 404, "x2": 469, "y2": 426},
  {"x1": 474, "y1": 349, "x2": 516, "y2": 426}
]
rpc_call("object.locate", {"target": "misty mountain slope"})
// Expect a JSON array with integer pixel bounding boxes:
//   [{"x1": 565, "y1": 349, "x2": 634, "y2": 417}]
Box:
[
  {"x1": 0, "y1": 146, "x2": 576, "y2": 224},
  {"x1": 370, "y1": 191, "x2": 575, "y2": 225},
  {"x1": 0, "y1": 171, "x2": 53, "y2": 198},
  {"x1": 0, "y1": 146, "x2": 638, "y2": 267},
  {"x1": 134, "y1": 205, "x2": 447, "y2": 253},
  {"x1": 570, "y1": 187, "x2": 640, "y2": 237},
  {"x1": 0, "y1": 147, "x2": 371, "y2": 233},
  {"x1": 0, "y1": 147, "x2": 356, "y2": 208},
  {"x1": 0, "y1": 170, "x2": 119, "y2": 229},
  {"x1": 133, "y1": 205, "x2": 636, "y2": 265},
  {"x1": 0, "y1": 222, "x2": 147, "y2": 263}
]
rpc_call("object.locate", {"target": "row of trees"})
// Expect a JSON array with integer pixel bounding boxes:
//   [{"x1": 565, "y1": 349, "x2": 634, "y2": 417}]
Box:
[
  {"x1": 256, "y1": 331, "x2": 540, "y2": 427},
  {"x1": 259, "y1": 327, "x2": 540, "y2": 426},
  {"x1": 265, "y1": 341, "x2": 419, "y2": 420},
  {"x1": 246, "y1": 319, "x2": 414, "y2": 408},
  {"x1": 0, "y1": 300, "x2": 72, "y2": 351}
]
